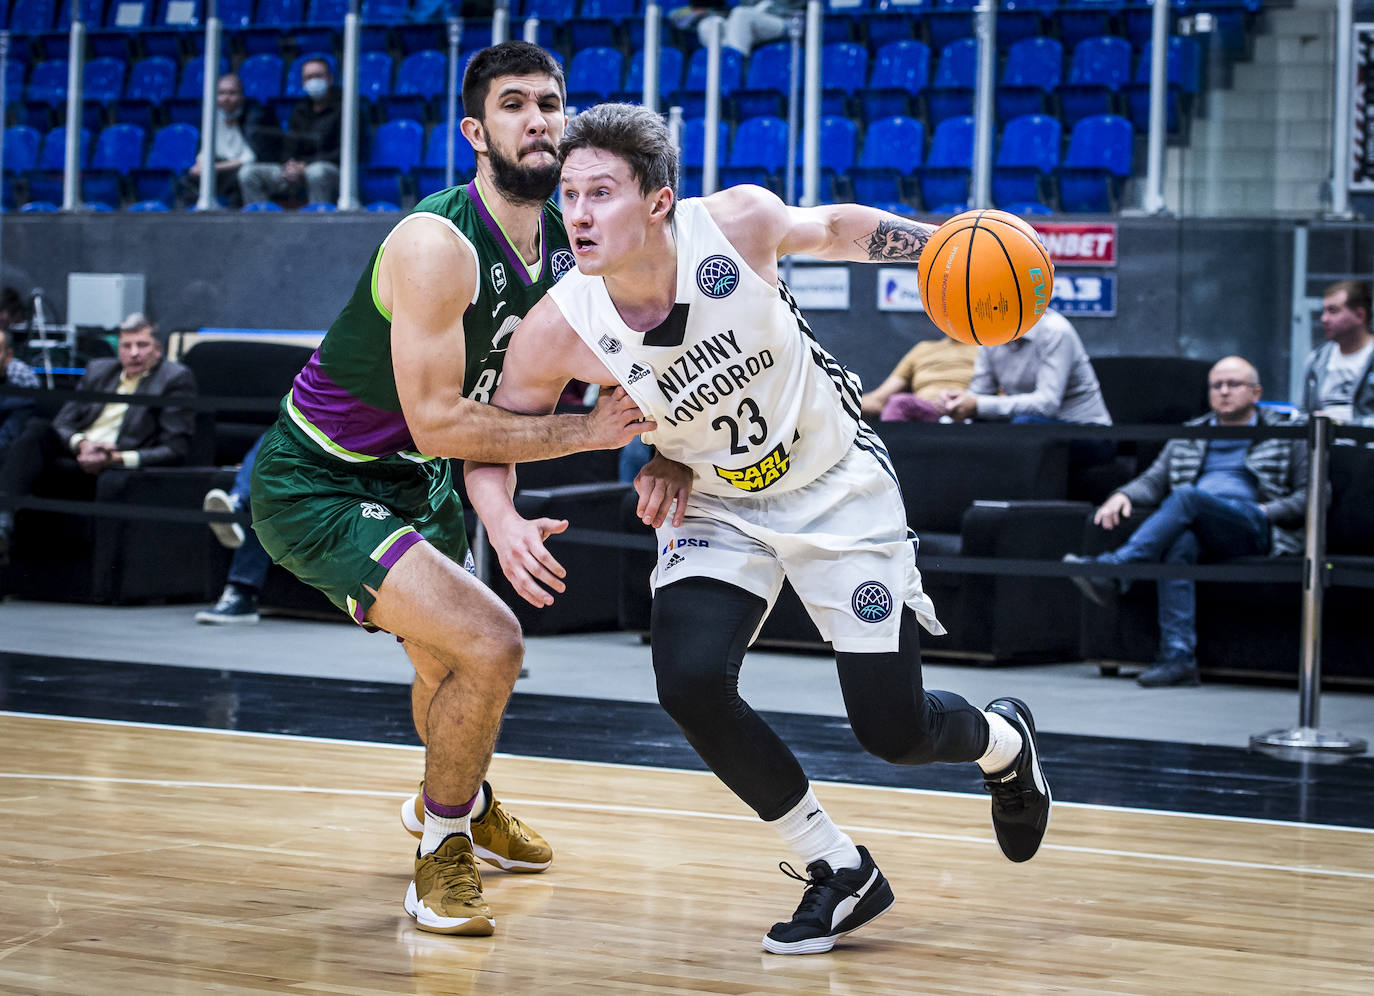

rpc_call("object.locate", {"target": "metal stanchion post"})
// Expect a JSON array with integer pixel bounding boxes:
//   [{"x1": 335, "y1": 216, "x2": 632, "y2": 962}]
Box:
[
  {"x1": 445, "y1": 17, "x2": 463, "y2": 190},
  {"x1": 1251, "y1": 414, "x2": 1367, "y2": 756}
]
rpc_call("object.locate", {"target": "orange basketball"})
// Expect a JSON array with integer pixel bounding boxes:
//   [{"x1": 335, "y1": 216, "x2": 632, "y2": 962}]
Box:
[{"x1": 916, "y1": 209, "x2": 1055, "y2": 346}]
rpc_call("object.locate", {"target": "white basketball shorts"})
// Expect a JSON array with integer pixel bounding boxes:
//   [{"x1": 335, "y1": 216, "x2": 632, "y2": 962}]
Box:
[{"x1": 649, "y1": 442, "x2": 944, "y2": 653}]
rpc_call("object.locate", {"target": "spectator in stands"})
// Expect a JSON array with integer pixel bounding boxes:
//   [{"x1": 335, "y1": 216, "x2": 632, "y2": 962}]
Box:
[
  {"x1": 861, "y1": 337, "x2": 977, "y2": 422},
  {"x1": 0, "y1": 286, "x2": 29, "y2": 330},
  {"x1": 0, "y1": 313, "x2": 196, "y2": 562},
  {"x1": 1064, "y1": 355, "x2": 1307, "y2": 688},
  {"x1": 0, "y1": 327, "x2": 41, "y2": 461},
  {"x1": 685, "y1": 0, "x2": 805, "y2": 53},
  {"x1": 181, "y1": 73, "x2": 277, "y2": 209},
  {"x1": 1301, "y1": 279, "x2": 1374, "y2": 424},
  {"x1": 239, "y1": 58, "x2": 341, "y2": 207},
  {"x1": 196, "y1": 434, "x2": 269, "y2": 625}
]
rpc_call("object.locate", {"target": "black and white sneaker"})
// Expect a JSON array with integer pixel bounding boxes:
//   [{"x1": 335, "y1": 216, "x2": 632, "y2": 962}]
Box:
[
  {"x1": 761, "y1": 845, "x2": 894, "y2": 955},
  {"x1": 983, "y1": 697, "x2": 1052, "y2": 863}
]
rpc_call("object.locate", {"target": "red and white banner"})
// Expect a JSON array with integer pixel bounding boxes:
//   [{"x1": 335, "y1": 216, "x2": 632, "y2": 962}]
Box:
[{"x1": 1031, "y1": 222, "x2": 1117, "y2": 267}]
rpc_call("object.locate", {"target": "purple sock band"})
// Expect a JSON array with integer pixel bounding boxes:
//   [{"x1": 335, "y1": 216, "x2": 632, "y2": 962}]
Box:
[{"x1": 423, "y1": 788, "x2": 477, "y2": 819}]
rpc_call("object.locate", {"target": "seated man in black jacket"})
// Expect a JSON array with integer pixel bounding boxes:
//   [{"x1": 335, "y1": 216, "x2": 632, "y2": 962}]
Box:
[
  {"x1": 239, "y1": 57, "x2": 341, "y2": 206},
  {"x1": 0, "y1": 313, "x2": 197, "y2": 560}
]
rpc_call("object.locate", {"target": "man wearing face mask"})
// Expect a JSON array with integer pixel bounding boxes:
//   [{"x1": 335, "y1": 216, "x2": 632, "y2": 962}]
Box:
[
  {"x1": 180, "y1": 73, "x2": 276, "y2": 208},
  {"x1": 239, "y1": 57, "x2": 341, "y2": 206}
]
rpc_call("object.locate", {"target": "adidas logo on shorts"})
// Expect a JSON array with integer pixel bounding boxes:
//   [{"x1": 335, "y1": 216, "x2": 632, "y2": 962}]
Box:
[
  {"x1": 627, "y1": 363, "x2": 651, "y2": 384},
  {"x1": 664, "y1": 552, "x2": 685, "y2": 570}
]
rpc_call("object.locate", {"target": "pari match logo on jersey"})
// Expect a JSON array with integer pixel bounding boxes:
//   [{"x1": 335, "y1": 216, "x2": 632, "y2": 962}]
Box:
[
  {"x1": 697, "y1": 255, "x2": 739, "y2": 299},
  {"x1": 715, "y1": 441, "x2": 792, "y2": 493}
]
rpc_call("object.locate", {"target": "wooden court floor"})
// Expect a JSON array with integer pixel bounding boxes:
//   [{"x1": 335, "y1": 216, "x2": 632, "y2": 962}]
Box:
[{"x1": 2, "y1": 712, "x2": 1371, "y2": 996}]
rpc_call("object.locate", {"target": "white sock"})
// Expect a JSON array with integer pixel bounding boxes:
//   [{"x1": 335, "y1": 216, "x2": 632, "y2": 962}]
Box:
[
  {"x1": 769, "y1": 787, "x2": 862, "y2": 872},
  {"x1": 977, "y1": 710, "x2": 1024, "y2": 774},
  {"x1": 472, "y1": 783, "x2": 491, "y2": 822},
  {"x1": 420, "y1": 805, "x2": 473, "y2": 857}
]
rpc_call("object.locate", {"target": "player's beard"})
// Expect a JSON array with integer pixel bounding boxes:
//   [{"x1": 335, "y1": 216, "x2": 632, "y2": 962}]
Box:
[{"x1": 486, "y1": 131, "x2": 560, "y2": 205}]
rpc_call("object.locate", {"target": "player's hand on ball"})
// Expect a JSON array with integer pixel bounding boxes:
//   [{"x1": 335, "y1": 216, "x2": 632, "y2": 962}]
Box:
[{"x1": 588, "y1": 386, "x2": 658, "y2": 449}]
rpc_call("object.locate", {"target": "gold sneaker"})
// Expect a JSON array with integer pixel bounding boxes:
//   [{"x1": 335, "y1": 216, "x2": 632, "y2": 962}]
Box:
[
  {"x1": 401, "y1": 780, "x2": 553, "y2": 873},
  {"x1": 404, "y1": 833, "x2": 494, "y2": 936}
]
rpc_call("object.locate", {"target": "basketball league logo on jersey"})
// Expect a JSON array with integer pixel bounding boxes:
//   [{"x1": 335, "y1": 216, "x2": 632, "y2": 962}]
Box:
[
  {"x1": 490, "y1": 263, "x2": 507, "y2": 294},
  {"x1": 551, "y1": 247, "x2": 576, "y2": 283},
  {"x1": 697, "y1": 255, "x2": 739, "y2": 299},
  {"x1": 851, "y1": 581, "x2": 893, "y2": 623},
  {"x1": 714, "y1": 441, "x2": 791, "y2": 492},
  {"x1": 598, "y1": 334, "x2": 622, "y2": 354}
]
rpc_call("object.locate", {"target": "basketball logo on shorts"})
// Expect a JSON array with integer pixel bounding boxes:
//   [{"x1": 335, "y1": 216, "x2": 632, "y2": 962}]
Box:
[
  {"x1": 697, "y1": 255, "x2": 739, "y2": 299},
  {"x1": 359, "y1": 502, "x2": 391, "y2": 520},
  {"x1": 552, "y1": 248, "x2": 575, "y2": 283},
  {"x1": 851, "y1": 581, "x2": 892, "y2": 623}
]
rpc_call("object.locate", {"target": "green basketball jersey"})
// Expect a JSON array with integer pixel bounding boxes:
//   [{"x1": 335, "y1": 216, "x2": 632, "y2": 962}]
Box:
[{"x1": 283, "y1": 179, "x2": 575, "y2": 463}]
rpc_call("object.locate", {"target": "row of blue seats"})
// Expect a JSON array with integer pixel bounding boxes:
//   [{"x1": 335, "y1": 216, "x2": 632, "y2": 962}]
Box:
[{"x1": 14, "y1": 198, "x2": 407, "y2": 211}]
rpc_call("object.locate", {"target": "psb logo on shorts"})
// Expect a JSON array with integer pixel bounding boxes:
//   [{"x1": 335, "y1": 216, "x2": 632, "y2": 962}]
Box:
[
  {"x1": 697, "y1": 255, "x2": 739, "y2": 299},
  {"x1": 490, "y1": 263, "x2": 507, "y2": 294},
  {"x1": 851, "y1": 581, "x2": 892, "y2": 623},
  {"x1": 551, "y1": 248, "x2": 576, "y2": 283},
  {"x1": 661, "y1": 537, "x2": 709, "y2": 555},
  {"x1": 359, "y1": 502, "x2": 391, "y2": 521}
]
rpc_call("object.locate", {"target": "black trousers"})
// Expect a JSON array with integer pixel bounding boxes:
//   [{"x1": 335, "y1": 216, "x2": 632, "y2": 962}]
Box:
[
  {"x1": 0, "y1": 417, "x2": 95, "y2": 511},
  {"x1": 650, "y1": 576, "x2": 991, "y2": 822}
]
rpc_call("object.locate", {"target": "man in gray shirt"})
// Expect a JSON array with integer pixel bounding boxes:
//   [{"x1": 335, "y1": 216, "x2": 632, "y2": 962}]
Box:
[{"x1": 938, "y1": 309, "x2": 1112, "y2": 426}]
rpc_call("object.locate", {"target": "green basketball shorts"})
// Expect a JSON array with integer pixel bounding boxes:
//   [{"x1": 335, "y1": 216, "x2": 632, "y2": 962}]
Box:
[{"x1": 249, "y1": 417, "x2": 471, "y2": 627}]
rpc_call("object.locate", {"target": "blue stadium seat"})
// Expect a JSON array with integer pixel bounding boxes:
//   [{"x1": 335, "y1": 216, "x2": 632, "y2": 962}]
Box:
[
  {"x1": 926, "y1": 37, "x2": 976, "y2": 125},
  {"x1": 361, "y1": 117, "x2": 423, "y2": 204},
  {"x1": 2, "y1": 125, "x2": 43, "y2": 174},
  {"x1": 388, "y1": 49, "x2": 445, "y2": 122},
  {"x1": 812, "y1": 114, "x2": 858, "y2": 172},
  {"x1": 919, "y1": 114, "x2": 973, "y2": 212},
  {"x1": 1123, "y1": 34, "x2": 1201, "y2": 134},
  {"x1": 19, "y1": 200, "x2": 60, "y2": 211},
  {"x1": 300, "y1": 200, "x2": 338, "y2": 211},
  {"x1": 669, "y1": 46, "x2": 743, "y2": 119},
  {"x1": 721, "y1": 114, "x2": 788, "y2": 191},
  {"x1": 122, "y1": 55, "x2": 177, "y2": 106},
  {"x1": 218, "y1": 0, "x2": 254, "y2": 29},
  {"x1": 570, "y1": 0, "x2": 638, "y2": 51},
  {"x1": 238, "y1": 54, "x2": 285, "y2": 104},
  {"x1": 128, "y1": 198, "x2": 171, "y2": 210},
  {"x1": 25, "y1": 124, "x2": 91, "y2": 203},
  {"x1": 365, "y1": 200, "x2": 402, "y2": 212},
  {"x1": 1056, "y1": 112, "x2": 1132, "y2": 212},
  {"x1": 862, "y1": 5, "x2": 917, "y2": 50},
  {"x1": 85, "y1": 122, "x2": 144, "y2": 205},
  {"x1": 242, "y1": 0, "x2": 307, "y2": 56},
  {"x1": 177, "y1": 54, "x2": 231, "y2": 100},
  {"x1": 242, "y1": 200, "x2": 284, "y2": 211},
  {"x1": 25, "y1": 59, "x2": 68, "y2": 107},
  {"x1": 9, "y1": 0, "x2": 57, "y2": 34},
  {"x1": 862, "y1": 40, "x2": 930, "y2": 122},
  {"x1": 613, "y1": 46, "x2": 685, "y2": 105},
  {"x1": 993, "y1": 112, "x2": 1060, "y2": 210},
  {"x1": 997, "y1": 0, "x2": 1056, "y2": 52},
  {"x1": 998, "y1": 36, "x2": 1061, "y2": 122},
  {"x1": 1058, "y1": 0, "x2": 1119, "y2": 49},
  {"x1": 296, "y1": 0, "x2": 349, "y2": 54},
  {"x1": 416, "y1": 121, "x2": 476, "y2": 197},
  {"x1": 45, "y1": 0, "x2": 103, "y2": 59},
  {"x1": 138, "y1": 0, "x2": 204, "y2": 58},
  {"x1": 566, "y1": 46, "x2": 624, "y2": 105},
  {"x1": 361, "y1": 0, "x2": 410, "y2": 20},
  {"x1": 1060, "y1": 34, "x2": 1132, "y2": 125},
  {"x1": 820, "y1": 41, "x2": 867, "y2": 117},
  {"x1": 733, "y1": 41, "x2": 790, "y2": 120},
  {"x1": 1001, "y1": 199, "x2": 1053, "y2": 216},
  {"x1": 849, "y1": 114, "x2": 923, "y2": 206},
  {"x1": 923, "y1": 0, "x2": 976, "y2": 53},
  {"x1": 83, "y1": 56, "x2": 126, "y2": 103},
  {"x1": 132, "y1": 120, "x2": 197, "y2": 202},
  {"x1": 358, "y1": 50, "x2": 395, "y2": 106},
  {"x1": 680, "y1": 115, "x2": 729, "y2": 198}
]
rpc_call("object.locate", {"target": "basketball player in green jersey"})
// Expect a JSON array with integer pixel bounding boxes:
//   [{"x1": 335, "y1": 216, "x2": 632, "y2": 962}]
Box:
[{"x1": 250, "y1": 42, "x2": 670, "y2": 936}]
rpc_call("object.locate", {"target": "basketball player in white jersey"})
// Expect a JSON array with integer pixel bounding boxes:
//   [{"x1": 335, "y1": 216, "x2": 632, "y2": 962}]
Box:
[{"x1": 465, "y1": 104, "x2": 1051, "y2": 955}]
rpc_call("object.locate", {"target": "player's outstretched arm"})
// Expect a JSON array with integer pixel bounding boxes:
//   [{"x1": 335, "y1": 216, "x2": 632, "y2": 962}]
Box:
[
  {"x1": 706, "y1": 185, "x2": 938, "y2": 270},
  {"x1": 383, "y1": 217, "x2": 647, "y2": 462}
]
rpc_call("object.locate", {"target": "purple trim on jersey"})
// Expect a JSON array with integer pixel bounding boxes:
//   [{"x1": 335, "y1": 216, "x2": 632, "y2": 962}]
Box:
[
  {"x1": 466, "y1": 179, "x2": 543, "y2": 287},
  {"x1": 292, "y1": 350, "x2": 417, "y2": 456},
  {"x1": 378, "y1": 529, "x2": 424, "y2": 570}
]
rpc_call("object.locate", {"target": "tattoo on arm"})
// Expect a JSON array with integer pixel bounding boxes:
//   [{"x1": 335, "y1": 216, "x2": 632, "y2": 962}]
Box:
[{"x1": 856, "y1": 218, "x2": 931, "y2": 262}]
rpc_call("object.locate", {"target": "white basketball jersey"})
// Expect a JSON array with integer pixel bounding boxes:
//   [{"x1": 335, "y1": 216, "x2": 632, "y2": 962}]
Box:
[{"x1": 550, "y1": 198, "x2": 868, "y2": 499}]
